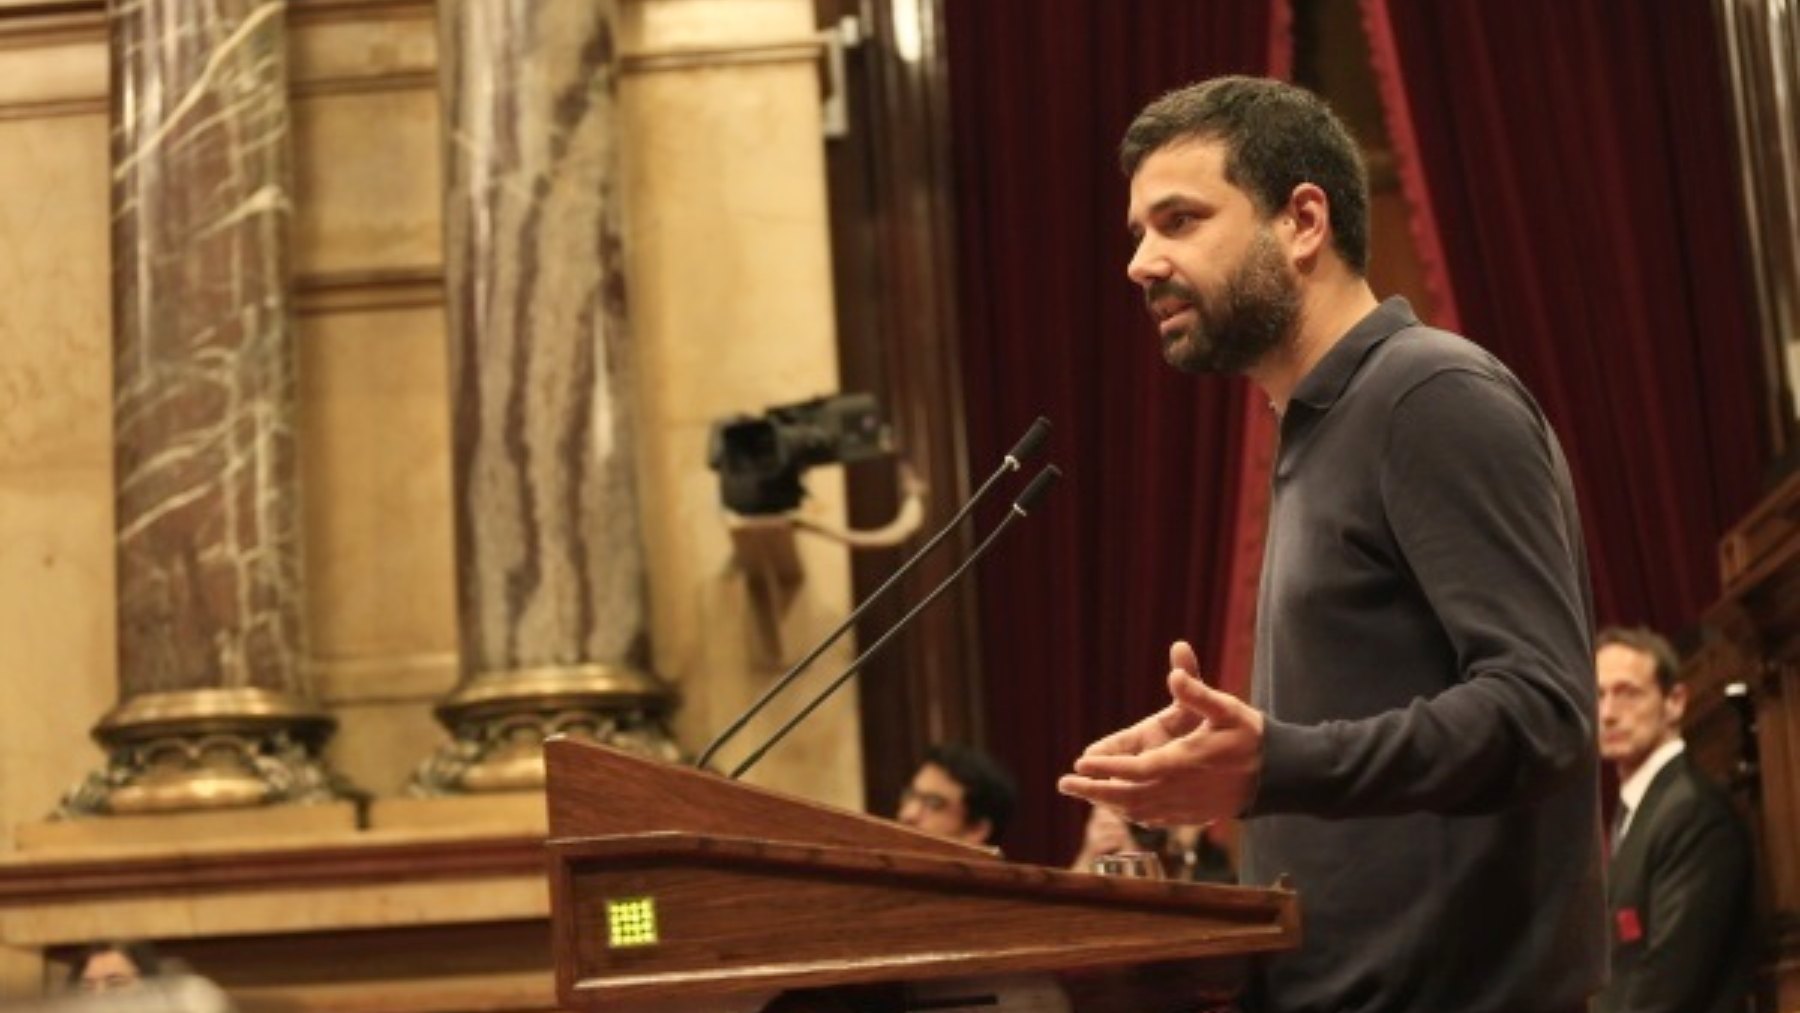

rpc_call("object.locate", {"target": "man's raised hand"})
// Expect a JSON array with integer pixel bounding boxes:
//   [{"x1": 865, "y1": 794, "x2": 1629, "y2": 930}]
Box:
[{"x1": 1057, "y1": 640, "x2": 1265, "y2": 825}]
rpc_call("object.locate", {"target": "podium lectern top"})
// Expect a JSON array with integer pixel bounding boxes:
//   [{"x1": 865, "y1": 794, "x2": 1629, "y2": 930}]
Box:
[{"x1": 544, "y1": 737, "x2": 1299, "y2": 1010}]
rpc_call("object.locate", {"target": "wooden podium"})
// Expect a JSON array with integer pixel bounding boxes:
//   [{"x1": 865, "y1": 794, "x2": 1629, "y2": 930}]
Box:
[{"x1": 544, "y1": 737, "x2": 1300, "y2": 1012}]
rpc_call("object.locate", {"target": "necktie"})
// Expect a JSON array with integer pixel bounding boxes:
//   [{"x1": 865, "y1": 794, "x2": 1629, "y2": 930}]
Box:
[{"x1": 1609, "y1": 801, "x2": 1631, "y2": 855}]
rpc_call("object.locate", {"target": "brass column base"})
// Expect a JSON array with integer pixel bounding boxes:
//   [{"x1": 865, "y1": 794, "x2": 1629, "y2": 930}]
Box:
[
  {"x1": 411, "y1": 664, "x2": 680, "y2": 795},
  {"x1": 59, "y1": 688, "x2": 345, "y2": 817}
]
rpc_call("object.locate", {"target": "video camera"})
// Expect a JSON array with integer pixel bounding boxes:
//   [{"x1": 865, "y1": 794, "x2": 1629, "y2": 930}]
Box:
[{"x1": 707, "y1": 393, "x2": 892, "y2": 515}]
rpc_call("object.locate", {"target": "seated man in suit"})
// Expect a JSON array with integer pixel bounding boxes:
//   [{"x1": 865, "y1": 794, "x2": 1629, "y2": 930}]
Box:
[
  {"x1": 1594, "y1": 626, "x2": 1753, "y2": 1013},
  {"x1": 896, "y1": 742, "x2": 1015, "y2": 848}
]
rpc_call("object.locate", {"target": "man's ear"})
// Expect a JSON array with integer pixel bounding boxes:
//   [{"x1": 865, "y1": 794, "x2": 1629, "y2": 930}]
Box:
[
  {"x1": 961, "y1": 818, "x2": 994, "y2": 846},
  {"x1": 1666, "y1": 682, "x2": 1689, "y2": 725},
  {"x1": 1284, "y1": 182, "x2": 1331, "y2": 267}
]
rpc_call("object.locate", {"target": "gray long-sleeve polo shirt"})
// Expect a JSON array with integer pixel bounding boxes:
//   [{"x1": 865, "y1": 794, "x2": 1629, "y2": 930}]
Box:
[{"x1": 1242, "y1": 298, "x2": 1606, "y2": 1013}]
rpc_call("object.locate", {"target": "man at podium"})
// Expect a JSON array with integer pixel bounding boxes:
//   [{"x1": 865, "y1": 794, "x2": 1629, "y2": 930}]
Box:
[{"x1": 1060, "y1": 76, "x2": 1604, "y2": 1013}]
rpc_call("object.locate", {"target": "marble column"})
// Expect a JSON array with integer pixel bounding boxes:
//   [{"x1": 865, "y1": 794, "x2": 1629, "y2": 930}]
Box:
[
  {"x1": 416, "y1": 0, "x2": 676, "y2": 794},
  {"x1": 61, "y1": 0, "x2": 340, "y2": 816}
]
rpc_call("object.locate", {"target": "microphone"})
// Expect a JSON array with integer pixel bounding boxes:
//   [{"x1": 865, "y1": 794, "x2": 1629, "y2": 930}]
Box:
[
  {"x1": 729, "y1": 464, "x2": 1062, "y2": 779},
  {"x1": 694, "y1": 417, "x2": 1053, "y2": 773}
]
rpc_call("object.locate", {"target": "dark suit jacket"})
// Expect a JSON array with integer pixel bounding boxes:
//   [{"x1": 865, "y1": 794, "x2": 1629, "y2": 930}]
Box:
[{"x1": 1595, "y1": 751, "x2": 1753, "y2": 1013}]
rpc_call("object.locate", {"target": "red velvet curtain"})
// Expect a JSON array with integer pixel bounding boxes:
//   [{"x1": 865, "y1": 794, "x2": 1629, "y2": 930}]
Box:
[
  {"x1": 945, "y1": 1, "x2": 1288, "y2": 865},
  {"x1": 1365, "y1": 0, "x2": 1771, "y2": 634}
]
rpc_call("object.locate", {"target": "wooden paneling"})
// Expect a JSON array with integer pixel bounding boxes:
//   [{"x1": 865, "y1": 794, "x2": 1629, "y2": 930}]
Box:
[{"x1": 1684, "y1": 470, "x2": 1800, "y2": 1009}]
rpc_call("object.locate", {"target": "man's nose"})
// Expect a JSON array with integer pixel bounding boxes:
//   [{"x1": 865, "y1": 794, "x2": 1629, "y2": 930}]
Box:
[{"x1": 1126, "y1": 236, "x2": 1170, "y2": 288}]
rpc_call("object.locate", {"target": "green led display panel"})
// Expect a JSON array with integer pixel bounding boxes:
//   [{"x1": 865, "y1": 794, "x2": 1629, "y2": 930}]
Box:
[{"x1": 606, "y1": 897, "x2": 660, "y2": 948}]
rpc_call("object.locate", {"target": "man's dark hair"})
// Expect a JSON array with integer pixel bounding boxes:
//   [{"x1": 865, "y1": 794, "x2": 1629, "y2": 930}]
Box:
[
  {"x1": 67, "y1": 940, "x2": 162, "y2": 986},
  {"x1": 1597, "y1": 625, "x2": 1682, "y2": 694},
  {"x1": 1120, "y1": 76, "x2": 1370, "y2": 274},
  {"x1": 925, "y1": 742, "x2": 1017, "y2": 841}
]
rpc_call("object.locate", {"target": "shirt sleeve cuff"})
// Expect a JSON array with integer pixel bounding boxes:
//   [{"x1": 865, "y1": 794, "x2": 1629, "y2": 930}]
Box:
[{"x1": 1246, "y1": 717, "x2": 1331, "y2": 816}]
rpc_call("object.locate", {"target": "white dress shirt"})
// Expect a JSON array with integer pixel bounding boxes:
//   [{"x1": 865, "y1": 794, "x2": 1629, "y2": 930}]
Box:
[{"x1": 1616, "y1": 737, "x2": 1685, "y2": 844}]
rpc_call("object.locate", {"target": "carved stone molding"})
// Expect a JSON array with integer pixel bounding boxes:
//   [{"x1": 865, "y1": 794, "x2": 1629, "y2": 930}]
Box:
[
  {"x1": 293, "y1": 265, "x2": 445, "y2": 316},
  {"x1": 0, "y1": 4, "x2": 104, "y2": 49},
  {"x1": 0, "y1": 829, "x2": 544, "y2": 910}
]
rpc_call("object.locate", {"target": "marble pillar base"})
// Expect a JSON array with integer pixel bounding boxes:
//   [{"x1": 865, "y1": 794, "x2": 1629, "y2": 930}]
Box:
[
  {"x1": 59, "y1": 688, "x2": 347, "y2": 817},
  {"x1": 412, "y1": 664, "x2": 679, "y2": 794}
]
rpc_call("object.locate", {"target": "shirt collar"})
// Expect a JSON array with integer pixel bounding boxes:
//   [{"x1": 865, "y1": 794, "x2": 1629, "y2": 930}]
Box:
[
  {"x1": 1620, "y1": 737, "x2": 1686, "y2": 812},
  {"x1": 1288, "y1": 296, "x2": 1420, "y2": 413}
]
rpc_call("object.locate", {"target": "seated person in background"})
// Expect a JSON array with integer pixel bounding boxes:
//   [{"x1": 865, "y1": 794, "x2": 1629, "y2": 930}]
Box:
[
  {"x1": 68, "y1": 942, "x2": 160, "y2": 993},
  {"x1": 896, "y1": 742, "x2": 1016, "y2": 848},
  {"x1": 1069, "y1": 805, "x2": 1236, "y2": 883},
  {"x1": 42, "y1": 940, "x2": 236, "y2": 1013}
]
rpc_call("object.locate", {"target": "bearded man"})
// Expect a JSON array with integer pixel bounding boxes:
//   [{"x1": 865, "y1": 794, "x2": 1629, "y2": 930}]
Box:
[{"x1": 1059, "y1": 77, "x2": 1605, "y2": 1013}]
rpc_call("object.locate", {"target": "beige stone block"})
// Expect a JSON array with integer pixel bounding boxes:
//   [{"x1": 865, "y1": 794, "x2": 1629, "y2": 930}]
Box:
[
  {"x1": 14, "y1": 803, "x2": 360, "y2": 854},
  {"x1": 312, "y1": 650, "x2": 459, "y2": 707},
  {"x1": 621, "y1": 59, "x2": 841, "y2": 429},
  {"x1": 326, "y1": 699, "x2": 454, "y2": 798},
  {"x1": 0, "y1": 95, "x2": 114, "y2": 856},
  {"x1": 636, "y1": 524, "x2": 869, "y2": 813},
  {"x1": 297, "y1": 306, "x2": 458, "y2": 667},
  {"x1": 664, "y1": 560, "x2": 864, "y2": 807},
  {"x1": 290, "y1": 7, "x2": 437, "y2": 90},
  {"x1": 369, "y1": 794, "x2": 547, "y2": 836},
  {"x1": 0, "y1": 113, "x2": 111, "y2": 472},
  {"x1": 292, "y1": 88, "x2": 443, "y2": 277},
  {"x1": 622, "y1": 0, "x2": 818, "y2": 49},
  {"x1": 0, "y1": 472, "x2": 117, "y2": 847},
  {"x1": 616, "y1": 0, "x2": 861, "y2": 813},
  {"x1": 0, "y1": 41, "x2": 105, "y2": 110}
]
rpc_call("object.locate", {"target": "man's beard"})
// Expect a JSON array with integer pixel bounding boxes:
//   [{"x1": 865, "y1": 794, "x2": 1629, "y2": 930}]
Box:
[{"x1": 1152, "y1": 228, "x2": 1300, "y2": 375}]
